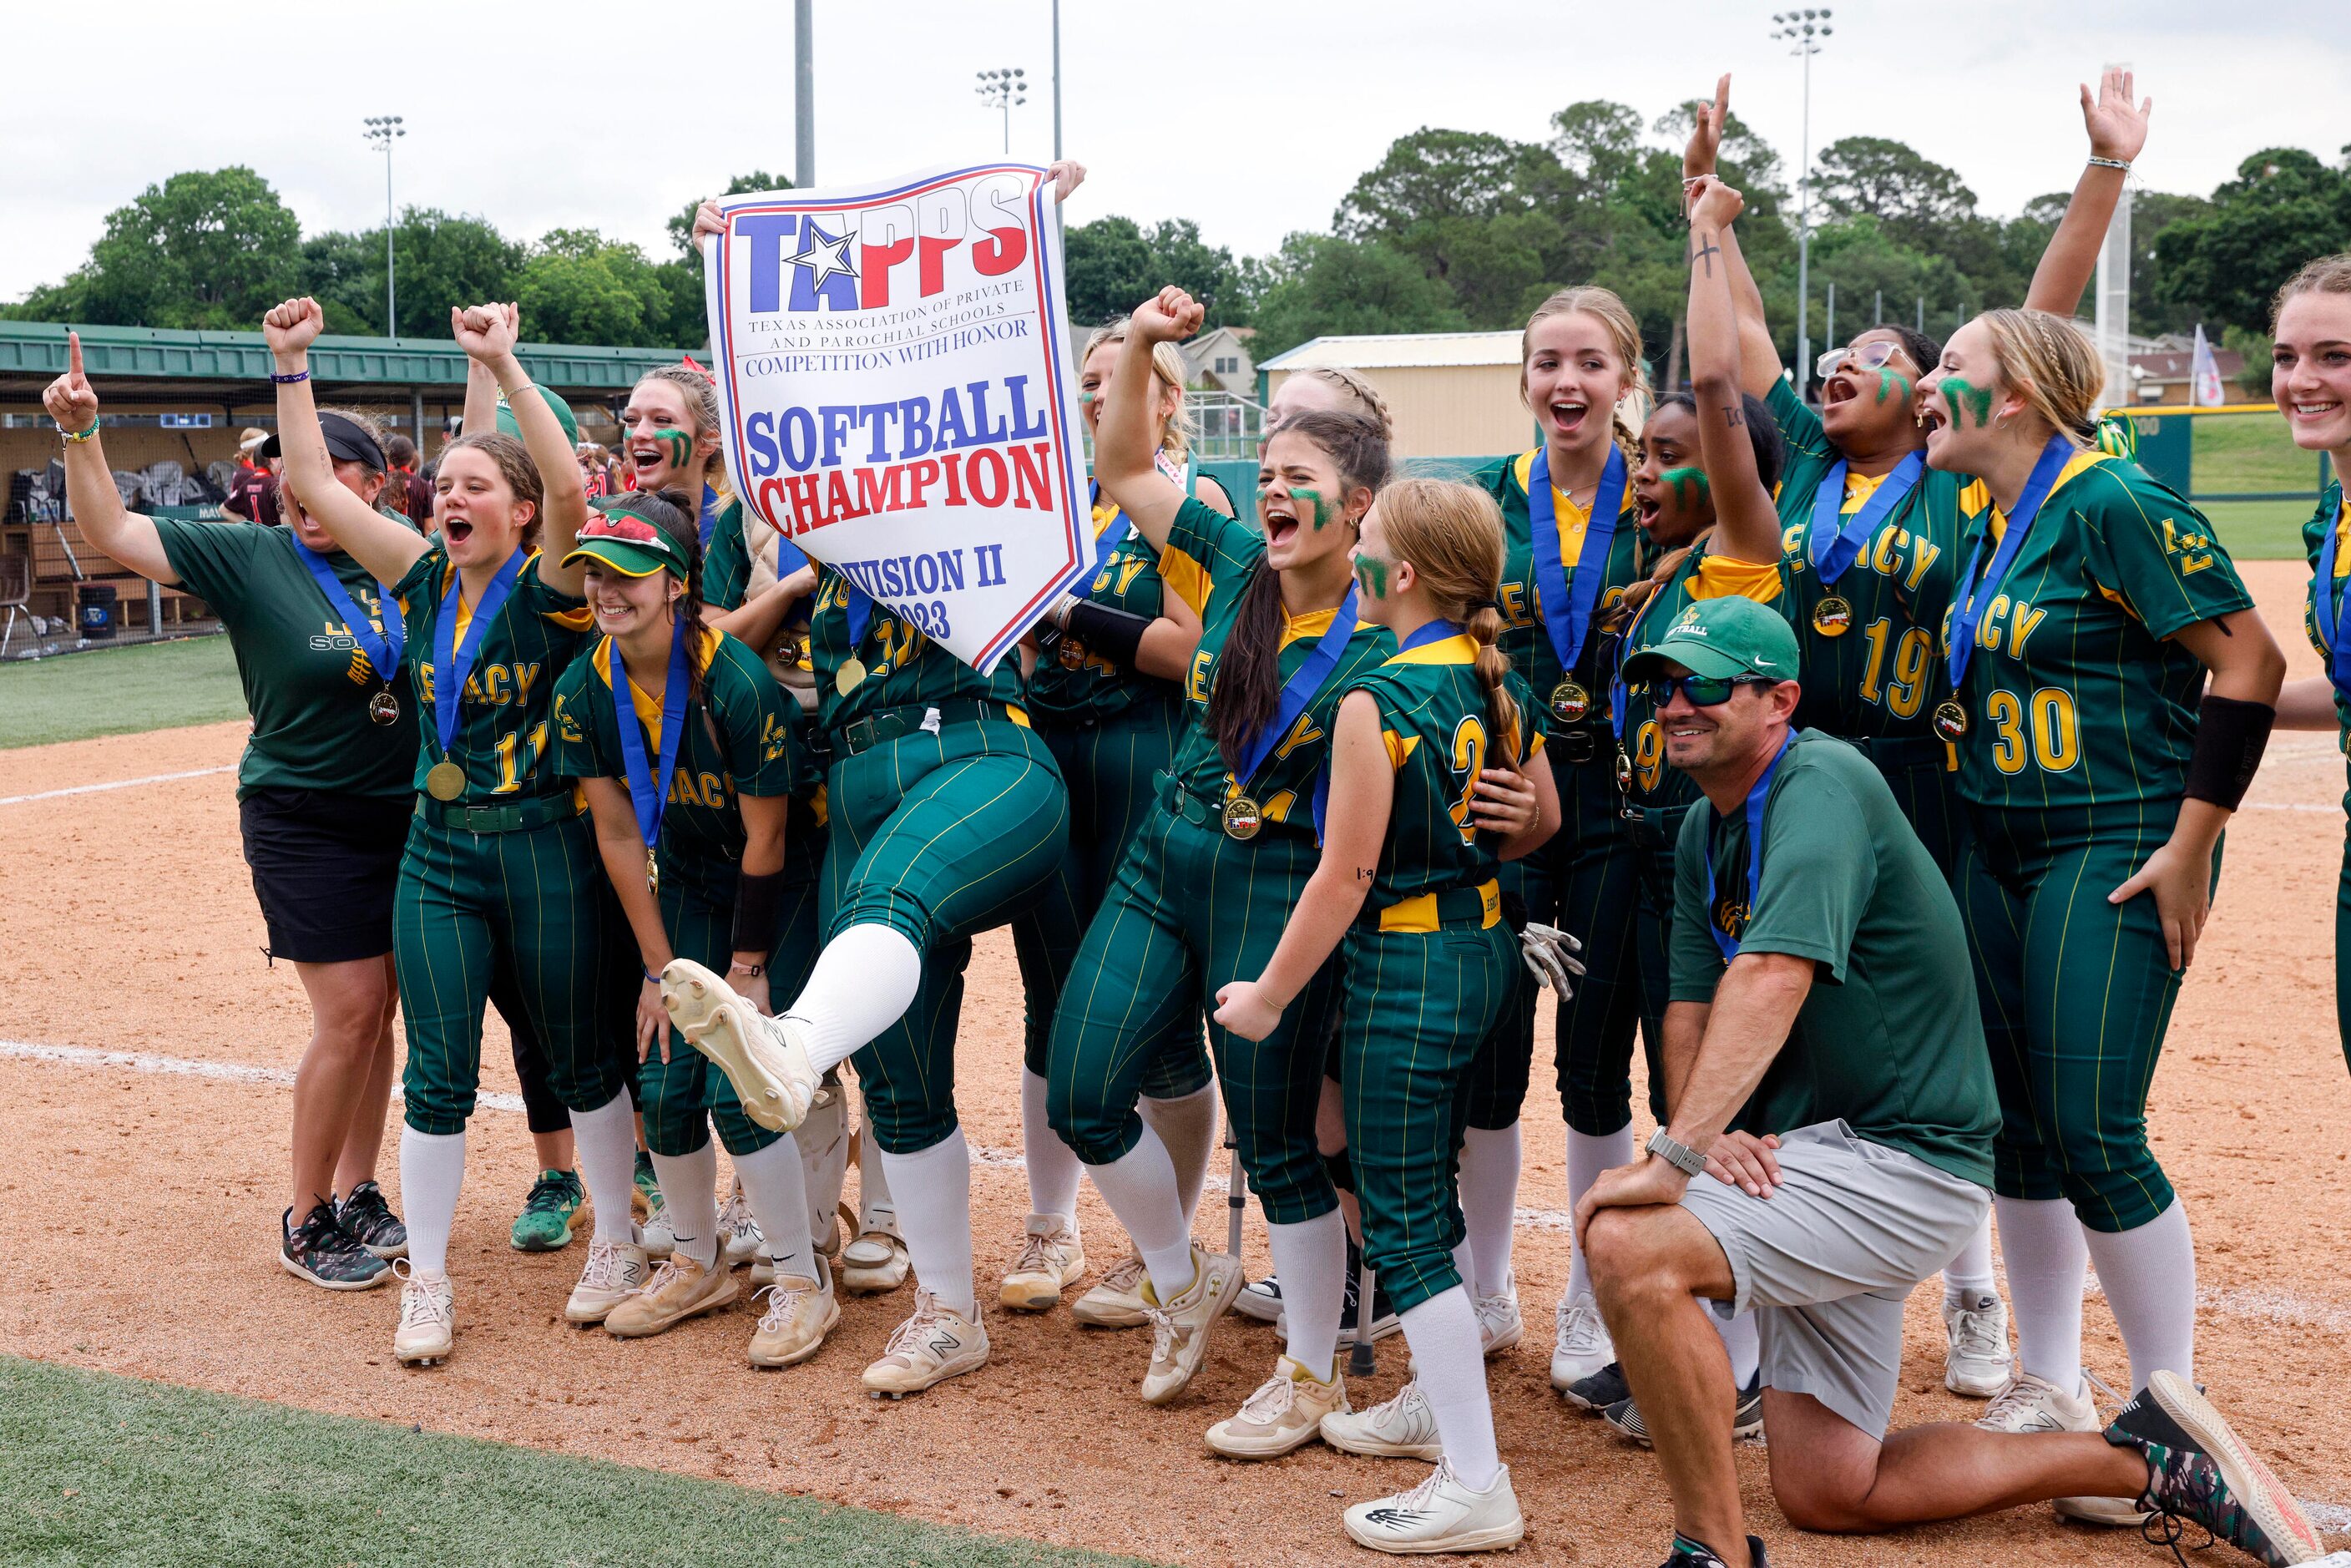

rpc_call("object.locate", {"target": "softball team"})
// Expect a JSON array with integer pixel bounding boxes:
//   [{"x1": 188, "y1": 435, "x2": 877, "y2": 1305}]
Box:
[{"x1": 43, "y1": 88, "x2": 2341, "y2": 1565}]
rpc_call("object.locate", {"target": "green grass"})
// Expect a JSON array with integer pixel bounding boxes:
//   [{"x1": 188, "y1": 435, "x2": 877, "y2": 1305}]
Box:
[
  {"x1": 2204, "y1": 498, "x2": 2328, "y2": 562},
  {"x1": 2193, "y1": 410, "x2": 2333, "y2": 498},
  {"x1": 0, "y1": 635, "x2": 246, "y2": 749},
  {"x1": 0, "y1": 1355, "x2": 1158, "y2": 1568}
]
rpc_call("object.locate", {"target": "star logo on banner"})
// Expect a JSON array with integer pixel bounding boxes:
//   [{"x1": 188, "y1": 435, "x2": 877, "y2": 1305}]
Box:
[{"x1": 791, "y1": 224, "x2": 857, "y2": 286}]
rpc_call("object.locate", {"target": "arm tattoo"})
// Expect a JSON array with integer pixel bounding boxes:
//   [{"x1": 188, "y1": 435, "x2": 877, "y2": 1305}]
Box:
[
  {"x1": 1721, "y1": 402, "x2": 1746, "y2": 428},
  {"x1": 1689, "y1": 232, "x2": 1722, "y2": 277}
]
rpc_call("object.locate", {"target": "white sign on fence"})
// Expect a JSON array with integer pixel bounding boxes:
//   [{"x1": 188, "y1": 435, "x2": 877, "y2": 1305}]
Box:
[{"x1": 703, "y1": 163, "x2": 1090, "y2": 675}]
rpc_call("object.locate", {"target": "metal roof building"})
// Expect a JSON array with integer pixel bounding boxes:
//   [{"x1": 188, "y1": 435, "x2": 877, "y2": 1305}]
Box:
[{"x1": 1257, "y1": 331, "x2": 1530, "y2": 459}]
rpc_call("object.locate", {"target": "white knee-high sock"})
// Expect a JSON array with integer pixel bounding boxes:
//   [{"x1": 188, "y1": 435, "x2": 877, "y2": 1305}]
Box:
[
  {"x1": 2082, "y1": 1198, "x2": 2196, "y2": 1392},
  {"x1": 1715, "y1": 1308, "x2": 1760, "y2": 1388},
  {"x1": 783, "y1": 924, "x2": 923, "y2": 1075},
  {"x1": 1138, "y1": 1082, "x2": 1218, "y2": 1226},
  {"x1": 1459, "y1": 1123, "x2": 1521, "y2": 1299},
  {"x1": 569, "y1": 1093, "x2": 640, "y2": 1247},
  {"x1": 878, "y1": 1128, "x2": 974, "y2": 1319},
  {"x1": 648, "y1": 1143, "x2": 720, "y2": 1268},
  {"x1": 1565, "y1": 1125, "x2": 1635, "y2": 1299},
  {"x1": 1401, "y1": 1287, "x2": 1500, "y2": 1490},
  {"x1": 398, "y1": 1126, "x2": 466, "y2": 1277},
  {"x1": 1269, "y1": 1209, "x2": 1347, "y2": 1383},
  {"x1": 731, "y1": 1134, "x2": 816, "y2": 1283},
  {"x1": 1019, "y1": 1069, "x2": 1082, "y2": 1224},
  {"x1": 1996, "y1": 1195, "x2": 2087, "y2": 1392},
  {"x1": 1943, "y1": 1216, "x2": 1998, "y2": 1298},
  {"x1": 1084, "y1": 1125, "x2": 1194, "y2": 1303}
]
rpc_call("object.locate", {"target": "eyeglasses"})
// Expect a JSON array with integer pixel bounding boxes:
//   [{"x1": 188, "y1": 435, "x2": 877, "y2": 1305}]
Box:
[
  {"x1": 1814, "y1": 338, "x2": 1908, "y2": 382},
  {"x1": 1644, "y1": 674, "x2": 1773, "y2": 708}
]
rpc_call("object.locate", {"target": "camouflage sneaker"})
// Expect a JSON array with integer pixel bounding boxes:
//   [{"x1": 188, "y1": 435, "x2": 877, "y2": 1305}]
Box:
[
  {"x1": 2104, "y1": 1371, "x2": 2323, "y2": 1567},
  {"x1": 336, "y1": 1180, "x2": 407, "y2": 1260},
  {"x1": 510, "y1": 1168, "x2": 584, "y2": 1252},
  {"x1": 280, "y1": 1201, "x2": 390, "y2": 1290}
]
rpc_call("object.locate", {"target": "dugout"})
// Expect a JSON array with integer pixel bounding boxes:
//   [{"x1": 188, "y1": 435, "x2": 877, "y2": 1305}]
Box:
[{"x1": 0, "y1": 321, "x2": 695, "y2": 650}]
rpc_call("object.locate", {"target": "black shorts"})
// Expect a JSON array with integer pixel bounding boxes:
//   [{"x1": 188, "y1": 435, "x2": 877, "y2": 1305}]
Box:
[{"x1": 239, "y1": 787, "x2": 412, "y2": 964}]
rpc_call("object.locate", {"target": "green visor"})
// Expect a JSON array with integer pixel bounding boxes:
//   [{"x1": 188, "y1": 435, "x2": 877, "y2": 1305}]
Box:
[{"x1": 1620, "y1": 594, "x2": 1799, "y2": 685}]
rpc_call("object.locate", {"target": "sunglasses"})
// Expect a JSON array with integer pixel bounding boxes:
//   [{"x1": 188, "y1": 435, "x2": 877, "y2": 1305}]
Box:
[
  {"x1": 1643, "y1": 674, "x2": 1775, "y2": 708},
  {"x1": 1814, "y1": 339, "x2": 1910, "y2": 382}
]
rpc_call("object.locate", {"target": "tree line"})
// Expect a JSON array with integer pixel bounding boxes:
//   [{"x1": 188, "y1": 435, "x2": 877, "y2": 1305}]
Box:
[{"x1": 10, "y1": 112, "x2": 2349, "y2": 391}]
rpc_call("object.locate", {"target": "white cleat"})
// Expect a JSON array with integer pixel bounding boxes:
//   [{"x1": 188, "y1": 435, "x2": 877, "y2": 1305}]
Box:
[
  {"x1": 999, "y1": 1213, "x2": 1086, "y2": 1313},
  {"x1": 750, "y1": 1272, "x2": 841, "y2": 1368},
  {"x1": 392, "y1": 1262, "x2": 454, "y2": 1366},
  {"x1": 1550, "y1": 1290, "x2": 1613, "y2": 1391},
  {"x1": 660, "y1": 959, "x2": 819, "y2": 1132},
  {"x1": 1342, "y1": 1460, "x2": 1524, "y2": 1555},
  {"x1": 1942, "y1": 1289, "x2": 2011, "y2": 1399},
  {"x1": 1321, "y1": 1373, "x2": 1443, "y2": 1460},
  {"x1": 861, "y1": 1290, "x2": 989, "y2": 1398},
  {"x1": 719, "y1": 1181, "x2": 762, "y2": 1267},
  {"x1": 1978, "y1": 1371, "x2": 2145, "y2": 1526},
  {"x1": 564, "y1": 1237, "x2": 650, "y2": 1324},
  {"x1": 1474, "y1": 1276, "x2": 1523, "y2": 1358},
  {"x1": 1139, "y1": 1247, "x2": 1244, "y2": 1405}
]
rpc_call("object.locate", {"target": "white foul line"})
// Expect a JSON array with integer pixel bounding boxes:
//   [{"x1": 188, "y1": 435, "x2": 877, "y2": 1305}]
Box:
[
  {"x1": 0, "y1": 1039, "x2": 525, "y2": 1115},
  {"x1": 0, "y1": 764, "x2": 235, "y2": 807}
]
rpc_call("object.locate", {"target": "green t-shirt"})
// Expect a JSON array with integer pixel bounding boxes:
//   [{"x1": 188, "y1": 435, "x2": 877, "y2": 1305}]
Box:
[
  {"x1": 1763, "y1": 379, "x2": 1969, "y2": 740},
  {"x1": 1469, "y1": 450, "x2": 1650, "y2": 743},
  {"x1": 2300, "y1": 480, "x2": 2351, "y2": 812},
  {"x1": 1160, "y1": 498, "x2": 1393, "y2": 831},
  {"x1": 1614, "y1": 545, "x2": 1785, "y2": 812},
  {"x1": 1945, "y1": 453, "x2": 2253, "y2": 821},
  {"x1": 153, "y1": 518, "x2": 417, "y2": 800},
  {"x1": 1671, "y1": 730, "x2": 1998, "y2": 1185},
  {"x1": 391, "y1": 543, "x2": 597, "y2": 804},
  {"x1": 1345, "y1": 630, "x2": 1542, "y2": 912},
  {"x1": 549, "y1": 627, "x2": 811, "y2": 882}
]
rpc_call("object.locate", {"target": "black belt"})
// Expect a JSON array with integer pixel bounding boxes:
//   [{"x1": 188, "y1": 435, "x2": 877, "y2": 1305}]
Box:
[
  {"x1": 831, "y1": 701, "x2": 1023, "y2": 758},
  {"x1": 1155, "y1": 771, "x2": 1310, "y2": 837},
  {"x1": 1548, "y1": 725, "x2": 1609, "y2": 765},
  {"x1": 1847, "y1": 733, "x2": 1954, "y2": 773},
  {"x1": 1358, "y1": 880, "x2": 1501, "y2": 933},
  {"x1": 1621, "y1": 800, "x2": 1692, "y2": 852},
  {"x1": 413, "y1": 793, "x2": 583, "y2": 834}
]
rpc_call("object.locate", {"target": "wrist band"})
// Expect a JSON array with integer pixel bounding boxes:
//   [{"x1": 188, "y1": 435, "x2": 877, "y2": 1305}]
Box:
[
  {"x1": 641, "y1": 966, "x2": 660, "y2": 984},
  {"x1": 2183, "y1": 693, "x2": 2273, "y2": 811},
  {"x1": 1681, "y1": 174, "x2": 1706, "y2": 187},
  {"x1": 1063, "y1": 599, "x2": 1152, "y2": 669},
  {"x1": 270, "y1": 369, "x2": 310, "y2": 385},
  {"x1": 503, "y1": 382, "x2": 537, "y2": 402},
  {"x1": 2087, "y1": 156, "x2": 2131, "y2": 173},
  {"x1": 59, "y1": 418, "x2": 100, "y2": 443},
  {"x1": 731, "y1": 867, "x2": 786, "y2": 956}
]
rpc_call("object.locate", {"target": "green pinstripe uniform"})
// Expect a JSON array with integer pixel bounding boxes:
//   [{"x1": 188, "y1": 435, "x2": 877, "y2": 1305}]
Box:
[
  {"x1": 550, "y1": 628, "x2": 823, "y2": 1158},
  {"x1": 1613, "y1": 547, "x2": 1786, "y2": 1067},
  {"x1": 1763, "y1": 382, "x2": 1969, "y2": 876},
  {"x1": 1046, "y1": 498, "x2": 1393, "y2": 1222},
  {"x1": 1340, "y1": 634, "x2": 1534, "y2": 1313},
  {"x1": 2299, "y1": 481, "x2": 2351, "y2": 1074},
  {"x1": 799, "y1": 567, "x2": 1069, "y2": 1155},
  {"x1": 1944, "y1": 453, "x2": 2252, "y2": 1231},
  {"x1": 1469, "y1": 450, "x2": 1653, "y2": 1135},
  {"x1": 1011, "y1": 480, "x2": 1215, "y2": 1099},
  {"x1": 387, "y1": 546, "x2": 627, "y2": 1136}
]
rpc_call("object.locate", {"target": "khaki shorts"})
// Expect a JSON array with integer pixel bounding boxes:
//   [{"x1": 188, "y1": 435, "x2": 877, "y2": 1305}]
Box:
[{"x1": 1678, "y1": 1120, "x2": 1990, "y2": 1439}]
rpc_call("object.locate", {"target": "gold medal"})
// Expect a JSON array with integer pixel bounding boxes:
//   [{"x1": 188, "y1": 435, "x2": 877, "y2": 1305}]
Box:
[
  {"x1": 646, "y1": 849, "x2": 660, "y2": 895},
  {"x1": 1058, "y1": 638, "x2": 1087, "y2": 670},
  {"x1": 1549, "y1": 680, "x2": 1590, "y2": 723},
  {"x1": 425, "y1": 759, "x2": 467, "y2": 802},
  {"x1": 1614, "y1": 748, "x2": 1634, "y2": 792},
  {"x1": 1932, "y1": 700, "x2": 1970, "y2": 741},
  {"x1": 1221, "y1": 795, "x2": 1263, "y2": 841},
  {"x1": 367, "y1": 689, "x2": 401, "y2": 726},
  {"x1": 1811, "y1": 595, "x2": 1853, "y2": 637},
  {"x1": 836, "y1": 657, "x2": 867, "y2": 695}
]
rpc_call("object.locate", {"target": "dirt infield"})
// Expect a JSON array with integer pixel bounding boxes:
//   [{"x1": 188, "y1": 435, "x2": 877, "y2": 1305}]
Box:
[{"x1": 3, "y1": 559, "x2": 2348, "y2": 1567}]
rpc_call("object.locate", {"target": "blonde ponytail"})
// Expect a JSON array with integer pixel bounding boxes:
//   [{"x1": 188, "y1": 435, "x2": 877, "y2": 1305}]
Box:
[{"x1": 1378, "y1": 477, "x2": 1521, "y2": 762}]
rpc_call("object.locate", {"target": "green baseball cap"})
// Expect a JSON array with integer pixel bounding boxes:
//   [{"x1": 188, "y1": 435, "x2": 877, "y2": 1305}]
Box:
[
  {"x1": 497, "y1": 384, "x2": 579, "y2": 446},
  {"x1": 562, "y1": 503, "x2": 690, "y2": 579},
  {"x1": 1622, "y1": 595, "x2": 1800, "y2": 685}
]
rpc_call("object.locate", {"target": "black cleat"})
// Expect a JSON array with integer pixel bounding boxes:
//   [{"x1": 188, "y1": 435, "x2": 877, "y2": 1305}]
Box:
[
  {"x1": 1661, "y1": 1532, "x2": 1770, "y2": 1567},
  {"x1": 1565, "y1": 1358, "x2": 1632, "y2": 1412},
  {"x1": 1605, "y1": 1373, "x2": 1764, "y2": 1447}
]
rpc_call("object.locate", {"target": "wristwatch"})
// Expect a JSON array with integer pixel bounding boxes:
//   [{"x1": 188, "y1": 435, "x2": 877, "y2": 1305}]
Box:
[{"x1": 1646, "y1": 1128, "x2": 1708, "y2": 1176}]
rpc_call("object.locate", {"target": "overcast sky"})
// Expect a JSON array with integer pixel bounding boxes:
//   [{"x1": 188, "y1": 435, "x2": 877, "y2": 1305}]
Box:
[{"x1": 5, "y1": 1, "x2": 2347, "y2": 306}]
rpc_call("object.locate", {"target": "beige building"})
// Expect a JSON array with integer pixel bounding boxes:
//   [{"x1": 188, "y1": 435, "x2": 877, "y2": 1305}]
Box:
[{"x1": 1258, "y1": 331, "x2": 1533, "y2": 459}]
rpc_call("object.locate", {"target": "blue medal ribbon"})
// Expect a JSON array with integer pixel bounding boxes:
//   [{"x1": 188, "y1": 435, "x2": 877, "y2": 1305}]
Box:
[
  {"x1": 287, "y1": 533, "x2": 402, "y2": 682},
  {"x1": 2312, "y1": 482, "x2": 2351, "y2": 702},
  {"x1": 1808, "y1": 451, "x2": 1924, "y2": 586},
  {"x1": 1944, "y1": 436, "x2": 2074, "y2": 701},
  {"x1": 432, "y1": 549, "x2": 527, "y2": 764},
  {"x1": 1528, "y1": 444, "x2": 1625, "y2": 679},
  {"x1": 609, "y1": 618, "x2": 692, "y2": 865},
  {"x1": 1706, "y1": 729, "x2": 1800, "y2": 962},
  {"x1": 1234, "y1": 585, "x2": 1360, "y2": 790},
  {"x1": 1087, "y1": 481, "x2": 1134, "y2": 576},
  {"x1": 1309, "y1": 616, "x2": 1457, "y2": 841},
  {"x1": 1610, "y1": 571, "x2": 1679, "y2": 748},
  {"x1": 699, "y1": 483, "x2": 721, "y2": 553}
]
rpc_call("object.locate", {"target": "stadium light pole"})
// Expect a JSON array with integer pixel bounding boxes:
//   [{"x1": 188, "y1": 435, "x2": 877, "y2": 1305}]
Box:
[
  {"x1": 975, "y1": 68, "x2": 1027, "y2": 155},
  {"x1": 795, "y1": 0, "x2": 815, "y2": 187},
  {"x1": 362, "y1": 116, "x2": 405, "y2": 337},
  {"x1": 1770, "y1": 10, "x2": 1830, "y2": 399},
  {"x1": 1051, "y1": 0, "x2": 1062, "y2": 160}
]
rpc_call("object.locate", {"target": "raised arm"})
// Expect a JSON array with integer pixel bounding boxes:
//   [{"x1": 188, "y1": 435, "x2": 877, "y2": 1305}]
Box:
[
  {"x1": 458, "y1": 317, "x2": 501, "y2": 436},
  {"x1": 1682, "y1": 76, "x2": 1785, "y2": 398},
  {"x1": 40, "y1": 333, "x2": 176, "y2": 583},
  {"x1": 1095, "y1": 287, "x2": 1201, "y2": 554},
  {"x1": 457, "y1": 303, "x2": 588, "y2": 594},
  {"x1": 265, "y1": 298, "x2": 431, "y2": 584},
  {"x1": 1686, "y1": 179, "x2": 1784, "y2": 563},
  {"x1": 2023, "y1": 68, "x2": 2151, "y2": 315}
]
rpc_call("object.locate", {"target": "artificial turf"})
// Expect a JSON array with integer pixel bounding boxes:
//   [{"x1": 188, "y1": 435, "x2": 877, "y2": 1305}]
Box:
[
  {"x1": 0, "y1": 1355, "x2": 1157, "y2": 1568},
  {"x1": 0, "y1": 635, "x2": 245, "y2": 749}
]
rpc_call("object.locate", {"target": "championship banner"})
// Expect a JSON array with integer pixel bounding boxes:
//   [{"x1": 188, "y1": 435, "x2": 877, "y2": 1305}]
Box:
[{"x1": 702, "y1": 164, "x2": 1090, "y2": 675}]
